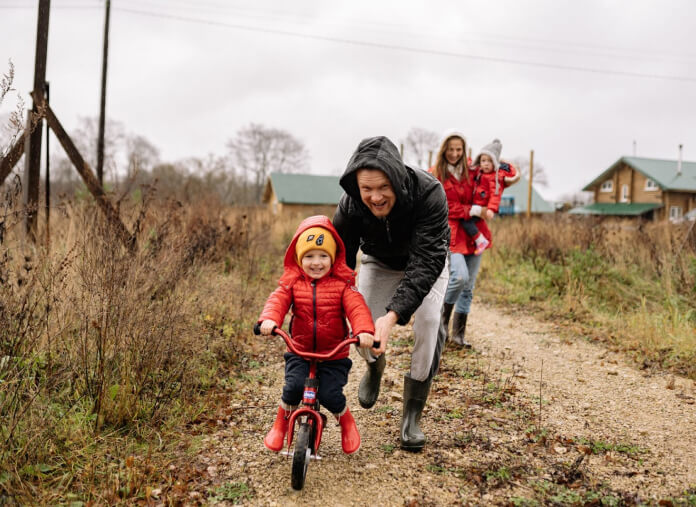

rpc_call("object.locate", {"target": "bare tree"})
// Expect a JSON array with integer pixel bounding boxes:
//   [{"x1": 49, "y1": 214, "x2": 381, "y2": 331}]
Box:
[
  {"x1": 510, "y1": 155, "x2": 549, "y2": 188},
  {"x1": 125, "y1": 135, "x2": 159, "y2": 178},
  {"x1": 403, "y1": 127, "x2": 439, "y2": 169},
  {"x1": 226, "y1": 123, "x2": 309, "y2": 202},
  {"x1": 71, "y1": 115, "x2": 126, "y2": 183}
]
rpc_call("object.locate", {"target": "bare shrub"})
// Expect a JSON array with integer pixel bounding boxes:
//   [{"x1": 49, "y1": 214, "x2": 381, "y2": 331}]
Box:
[{"x1": 0, "y1": 188, "x2": 279, "y2": 500}]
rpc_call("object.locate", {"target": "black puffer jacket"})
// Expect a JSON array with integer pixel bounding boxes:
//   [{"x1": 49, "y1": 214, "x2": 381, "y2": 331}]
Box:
[{"x1": 333, "y1": 136, "x2": 449, "y2": 325}]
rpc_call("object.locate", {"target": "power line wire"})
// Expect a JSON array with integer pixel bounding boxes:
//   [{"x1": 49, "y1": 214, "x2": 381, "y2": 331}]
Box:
[
  {"x1": 116, "y1": 0, "x2": 696, "y2": 61},
  {"x1": 2, "y1": 2, "x2": 695, "y2": 79},
  {"x1": 110, "y1": 6, "x2": 696, "y2": 83},
  {"x1": 4, "y1": 1, "x2": 696, "y2": 62}
]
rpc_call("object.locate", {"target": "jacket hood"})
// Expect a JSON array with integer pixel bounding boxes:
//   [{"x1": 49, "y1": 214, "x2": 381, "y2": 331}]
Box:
[
  {"x1": 279, "y1": 215, "x2": 355, "y2": 287},
  {"x1": 437, "y1": 129, "x2": 468, "y2": 154},
  {"x1": 339, "y1": 136, "x2": 412, "y2": 215}
]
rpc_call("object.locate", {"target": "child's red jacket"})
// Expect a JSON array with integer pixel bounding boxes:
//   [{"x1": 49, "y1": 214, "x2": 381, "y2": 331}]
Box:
[
  {"x1": 472, "y1": 170, "x2": 502, "y2": 212},
  {"x1": 258, "y1": 215, "x2": 374, "y2": 360},
  {"x1": 471, "y1": 161, "x2": 517, "y2": 213}
]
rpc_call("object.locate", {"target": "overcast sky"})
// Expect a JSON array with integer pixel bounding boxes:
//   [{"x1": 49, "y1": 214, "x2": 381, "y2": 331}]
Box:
[{"x1": 1, "y1": 0, "x2": 695, "y2": 201}]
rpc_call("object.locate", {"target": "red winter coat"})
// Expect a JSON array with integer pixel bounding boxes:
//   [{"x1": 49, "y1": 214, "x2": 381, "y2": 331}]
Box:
[
  {"x1": 472, "y1": 170, "x2": 503, "y2": 212},
  {"x1": 258, "y1": 215, "x2": 375, "y2": 359},
  {"x1": 431, "y1": 162, "x2": 519, "y2": 255}
]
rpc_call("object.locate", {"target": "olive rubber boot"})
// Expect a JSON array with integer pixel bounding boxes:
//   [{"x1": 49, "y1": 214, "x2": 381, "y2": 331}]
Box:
[
  {"x1": 358, "y1": 354, "x2": 386, "y2": 409},
  {"x1": 400, "y1": 374, "x2": 432, "y2": 452},
  {"x1": 441, "y1": 302, "x2": 454, "y2": 341},
  {"x1": 451, "y1": 312, "x2": 471, "y2": 348}
]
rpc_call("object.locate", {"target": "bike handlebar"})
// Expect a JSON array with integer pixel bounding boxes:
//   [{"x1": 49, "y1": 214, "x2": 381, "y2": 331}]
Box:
[{"x1": 253, "y1": 322, "x2": 379, "y2": 360}]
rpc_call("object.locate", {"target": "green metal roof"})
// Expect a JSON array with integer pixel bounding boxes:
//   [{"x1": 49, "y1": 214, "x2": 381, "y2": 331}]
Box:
[
  {"x1": 583, "y1": 156, "x2": 696, "y2": 192},
  {"x1": 501, "y1": 176, "x2": 554, "y2": 213},
  {"x1": 568, "y1": 202, "x2": 663, "y2": 216},
  {"x1": 267, "y1": 172, "x2": 342, "y2": 205}
]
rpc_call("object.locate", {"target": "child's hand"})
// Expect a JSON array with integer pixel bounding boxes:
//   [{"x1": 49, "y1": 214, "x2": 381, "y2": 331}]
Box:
[
  {"x1": 260, "y1": 319, "x2": 277, "y2": 335},
  {"x1": 357, "y1": 332, "x2": 375, "y2": 349},
  {"x1": 485, "y1": 209, "x2": 495, "y2": 220}
]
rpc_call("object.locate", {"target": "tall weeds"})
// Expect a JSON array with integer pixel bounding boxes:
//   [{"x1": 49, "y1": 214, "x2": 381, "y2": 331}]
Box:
[
  {"x1": 0, "y1": 183, "x2": 280, "y2": 502},
  {"x1": 481, "y1": 215, "x2": 696, "y2": 377}
]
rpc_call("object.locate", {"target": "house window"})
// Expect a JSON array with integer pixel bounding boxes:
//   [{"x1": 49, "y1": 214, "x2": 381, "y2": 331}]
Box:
[
  {"x1": 621, "y1": 184, "x2": 629, "y2": 202},
  {"x1": 645, "y1": 179, "x2": 658, "y2": 191},
  {"x1": 600, "y1": 180, "x2": 613, "y2": 192},
  {"x1": 670, "y1": 206, "x2": 682, "y2": 219}
]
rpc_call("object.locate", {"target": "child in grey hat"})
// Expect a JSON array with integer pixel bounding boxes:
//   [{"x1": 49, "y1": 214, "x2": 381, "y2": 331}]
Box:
[{"x1": 461, "y1": 139, "x2": 518, "y2": 255}]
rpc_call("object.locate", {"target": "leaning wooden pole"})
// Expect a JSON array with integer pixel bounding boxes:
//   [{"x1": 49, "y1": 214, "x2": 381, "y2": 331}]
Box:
[
  {"x1": 0, "y1": 131, "x2": 27, "y2": 184},
  {"x1": 32, "y1": 92, "x2": 134, "y2": 251},
  {"x1": 23, "y1": 0, "x2": 51, "y2": 241},
  {"x1": 526, "y1": 149, "x2": 534, "y2": 219}
]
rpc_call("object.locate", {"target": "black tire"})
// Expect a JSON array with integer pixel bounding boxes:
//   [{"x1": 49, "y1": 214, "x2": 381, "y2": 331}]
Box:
[{"x1": 291, "y1": 421, "x2": 314, "y2": 490}]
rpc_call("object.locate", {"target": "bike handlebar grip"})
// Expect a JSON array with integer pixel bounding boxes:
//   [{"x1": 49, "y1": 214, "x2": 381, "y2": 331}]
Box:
[
  {"x1": 254, "y1": 322, "x2": 279, "y2": 336},
  {"x1": 373, "y1": 340, "x2": 380, "y2": 348}
]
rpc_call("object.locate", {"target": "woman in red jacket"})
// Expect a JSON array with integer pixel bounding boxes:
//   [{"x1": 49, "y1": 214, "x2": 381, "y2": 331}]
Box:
[
  {"x1": 431, "y1": 132, "x2": 518, "y2": 347},
  {"x1": 258, "y1": 215, "x2": 375, "y2": 454}
]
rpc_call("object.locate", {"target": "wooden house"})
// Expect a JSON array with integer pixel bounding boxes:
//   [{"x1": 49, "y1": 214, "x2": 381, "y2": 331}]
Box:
[
  {"x1": 262, "y1": 172, "x2": 343, "y2": 217},
  {"x1": 570, "y1": 156, "x2": 696, "y2": 220}
]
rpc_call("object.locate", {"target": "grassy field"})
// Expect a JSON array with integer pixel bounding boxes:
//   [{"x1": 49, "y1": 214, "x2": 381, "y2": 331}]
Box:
[
  {"x1": 479, "y1": 214, "x2": 696, "y2": 379},
  {"x1": 1, "y1": 193, "x2": 695, "y2": 502}
]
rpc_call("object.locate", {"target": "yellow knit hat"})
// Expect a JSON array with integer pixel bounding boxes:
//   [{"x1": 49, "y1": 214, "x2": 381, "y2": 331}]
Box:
[{"x1": 295, "y1": 227, "x2": 337, "y2": 264}]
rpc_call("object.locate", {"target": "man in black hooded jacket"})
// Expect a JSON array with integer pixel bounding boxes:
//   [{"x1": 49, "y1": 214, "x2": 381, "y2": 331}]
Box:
[{"x1": 333, "y1": 135, "x2": 450, "y2": 451}]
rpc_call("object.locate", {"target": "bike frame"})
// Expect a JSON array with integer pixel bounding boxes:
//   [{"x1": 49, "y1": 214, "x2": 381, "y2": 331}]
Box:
[{"x1": 266, "y1": 326, "x2": 358, "y2": 455}]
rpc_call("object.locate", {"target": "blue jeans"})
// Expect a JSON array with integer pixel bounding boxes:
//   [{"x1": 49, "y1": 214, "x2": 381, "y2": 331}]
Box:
[{"x1": 444, "y1": 252, "x2": 482, "y2": 314}]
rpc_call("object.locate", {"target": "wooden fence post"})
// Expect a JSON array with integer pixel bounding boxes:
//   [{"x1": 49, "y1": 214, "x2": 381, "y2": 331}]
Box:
[
  {"x1": 526, "y1": 150, "x2": 534, "y2": 219},
  {"x1": 96, "y1": 0, "x2": 111, "y2": 186}
]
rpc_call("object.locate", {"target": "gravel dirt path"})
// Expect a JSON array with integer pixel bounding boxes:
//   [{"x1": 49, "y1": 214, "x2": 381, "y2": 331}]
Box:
[{"x1": 172, "y1": 303, "x2": 696, "y2": 505}]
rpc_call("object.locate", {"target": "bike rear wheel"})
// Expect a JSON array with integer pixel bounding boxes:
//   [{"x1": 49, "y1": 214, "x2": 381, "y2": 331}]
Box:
[{"x1": 291, "y1": 421, "x2": 314, "y2": 490}]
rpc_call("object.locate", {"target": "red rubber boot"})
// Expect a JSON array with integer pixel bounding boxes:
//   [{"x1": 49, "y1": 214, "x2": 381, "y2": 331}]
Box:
[
  {"x1": 264, "y1": 406, "x2": 289, "y2": 452},
  {"x1": 337, "y1": 407, "x2": 361, "y2": 454}
]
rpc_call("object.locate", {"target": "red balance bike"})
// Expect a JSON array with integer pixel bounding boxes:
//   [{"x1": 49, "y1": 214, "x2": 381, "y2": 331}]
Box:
[{"x1": 253, "y1": 323, "x2": 377, "y2": 490}]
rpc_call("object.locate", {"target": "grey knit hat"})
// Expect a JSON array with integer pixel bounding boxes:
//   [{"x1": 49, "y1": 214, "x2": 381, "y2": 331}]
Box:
[
  {"x1": 474, "y1": 138, "x2": 502, "y2": 171},
  {"x1": 474, "y1": 138, "x2": 503, "y2": 195}
]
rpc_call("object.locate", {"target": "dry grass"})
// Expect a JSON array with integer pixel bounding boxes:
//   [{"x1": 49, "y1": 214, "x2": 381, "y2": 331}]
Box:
[
  {"x1": 480, "y1": 214, "x2": 696, "y2": 377},
  {"x1": 0, "y1": 182, "x2": 291, "y2": 502}
]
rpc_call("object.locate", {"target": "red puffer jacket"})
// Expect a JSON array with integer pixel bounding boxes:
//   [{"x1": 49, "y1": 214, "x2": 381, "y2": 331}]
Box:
[
  {"x1": 258, "y1": 215, "x2": 374, "y2": 359},
  {"x1": 432, "y1": 162, "x2": 519, "y2": 255},
  {"x1": 439, "y1": 172, "x2": 490, "y2": 255}
]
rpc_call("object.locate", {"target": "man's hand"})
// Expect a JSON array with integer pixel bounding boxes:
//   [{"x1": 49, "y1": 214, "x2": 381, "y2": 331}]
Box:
[
  {"x1": 485, "y1": 208, "x2": 495, "y2": 220},
  {"x1": 260, "y1": 319, "x2": 277, "y2": 335},
  {"x1": 372, "y1": 310, "x2": 398, "y2": 356},
  {"x1": 357, "y1": 332, "x2": 375, "y2": 349}
]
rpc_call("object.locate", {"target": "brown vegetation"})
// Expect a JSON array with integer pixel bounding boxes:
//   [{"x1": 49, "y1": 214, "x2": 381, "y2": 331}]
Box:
[
  {"x1": 0, "y1": 179, "x2": 288, "y2": 502},
  {"x1": 481, "y1": 215, "x2": 696, "y2": 378}
]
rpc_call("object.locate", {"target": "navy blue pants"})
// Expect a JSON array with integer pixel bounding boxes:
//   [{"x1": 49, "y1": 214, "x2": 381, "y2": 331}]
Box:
[
  {"x1": 282, "y1": 352, "x2": 352, "y2": 414},
  {"x1": 460, "y1": 216, "x2": 481, "y2": 238}
]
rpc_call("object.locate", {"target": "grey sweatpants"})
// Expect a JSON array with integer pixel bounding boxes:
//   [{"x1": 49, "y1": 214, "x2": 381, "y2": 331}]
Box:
[{"x1": 356, "y1": 255, "x2": 448, "y2": 382}]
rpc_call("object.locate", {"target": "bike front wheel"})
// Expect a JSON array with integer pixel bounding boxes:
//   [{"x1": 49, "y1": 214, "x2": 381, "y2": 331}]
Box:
[{"x1": 291, "y1": 421, "x2": 314, "y2": 490}]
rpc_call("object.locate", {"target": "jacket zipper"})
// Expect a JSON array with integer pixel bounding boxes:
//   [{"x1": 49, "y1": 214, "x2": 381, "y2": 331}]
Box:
[
  {"x1": 312, "y1": 280, "x2": 317, "y2": 352},
  {"x1": 385, "y1": 219, "x2": 392, "y2": 244}
]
